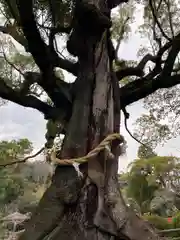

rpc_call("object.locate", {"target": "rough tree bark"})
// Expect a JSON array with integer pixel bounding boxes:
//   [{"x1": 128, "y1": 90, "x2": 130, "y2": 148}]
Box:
[{"x1": 18, "y1": 0, "x2": 162, "y2": 240}]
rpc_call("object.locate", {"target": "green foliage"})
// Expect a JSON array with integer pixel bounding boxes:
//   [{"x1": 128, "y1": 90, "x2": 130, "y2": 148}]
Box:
[
  {"x1": 0, "y1": 138, "x2": 51, "y2": 207},
  {"x1": 137, "y1": 145, "x2": 157, "y2": 159},
  {"x1": 0, "y1": 168, "x2": 24, "y2": 204},
  {"x1": 143, "y1": 214, "x2": 171, "y2": 230},
  {"x1": 133, "y1": 112, "x2": 171, "y2": 149},
  {"x1": 126, "y1": 170, "x2": 158, "y2": 213},
  {"x1": 143, "y1": 211, "x2": 180, "y2": 237},
  {"x1": 0, "y1": 37, "x2": 43, "y2": 97},
  {"x1": 111, "y1": 2, "x2": 135, "y2": 42},
  {"x1": 134, "y1": 0, "x2": 180, "y2": 144},
  {"x1": 125, "y1": 155, "x2": 180, "y2": 215},
  {"x1": 0, "y1": 138, "x2": 33, "y2": 164},
  {"x1": 0, "y1": 139, "x2": 33, "y2": 204},
  {"x1": 1, "y1": 0, "x2": 73, "y2": 28},
  {"x1": 173, "y1": 211, "x2": 180, "y2": 226},
  {"x1": 172, "y1": 211, "x2": 180, "y2": 232},
  {"x1": 129, "y1": 155, "x2": 180, "y2": 184}
]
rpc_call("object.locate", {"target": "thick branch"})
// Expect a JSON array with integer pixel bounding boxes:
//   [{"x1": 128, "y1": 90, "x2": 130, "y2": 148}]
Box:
[
  {"x1": 15, "y1": 0, "x2": 78, "y2": 76},
  {"x1": 108, "y1": 0, "x2": 128, "y2": 9},
  {"x1": 118, "y1": 32, "x2": 180, "y2": 106},
  {"x1": 2, "y1": 51, "x2": 73, "y2": 111},
  {"x1": 0, "y1": 76, "x2": 65, "y2": 120},
  {"x1": 116, "y1": 66, "x2": 143, "y2": 80},
  {"x1": 116, "y1": 54, "x2": 157, "y2": 80},
  {"x1": 116, "y1": 31, "x2": 180, "y2": 82},
  {"x1": 121, "y1": 74, "x2": 180, "y2": 107},
  {"x1": 160, "y1": 36, "x2": 180, "y2": 78},
  {"x1": 20, "y1": 72, "x2": 41, "y2": 95}
]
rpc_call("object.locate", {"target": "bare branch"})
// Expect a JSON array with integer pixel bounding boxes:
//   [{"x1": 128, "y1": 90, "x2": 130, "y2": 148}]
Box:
[
  {"x1": 37, "y1": 23, "x2": 71, "y2": 35},
  {"x1": 0, "y1": 147, "x2": 44, "y2": 167},
  {"x1": 1, "y1": 51, "x2": 25, "y2": 77},
  {"x1": 149, "y1": 0, "x2": 171, "y2": 41},
  {"x1": 164, "y1": 0, "x2": 174, "y2": 38}
]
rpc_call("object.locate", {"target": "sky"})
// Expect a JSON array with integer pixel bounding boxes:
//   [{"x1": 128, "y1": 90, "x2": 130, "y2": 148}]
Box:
[{"x1": 1, "y1": 5, "x2": 180, "y2": 172}]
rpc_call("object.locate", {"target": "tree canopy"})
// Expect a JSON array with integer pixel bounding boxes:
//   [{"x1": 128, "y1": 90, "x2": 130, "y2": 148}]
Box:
[
  {"x1": 0, "y1": 0, "x2": 180, "y2": 133},
  {"x1": 1, "y1": 0, "x2": 180, "y2": 240}
]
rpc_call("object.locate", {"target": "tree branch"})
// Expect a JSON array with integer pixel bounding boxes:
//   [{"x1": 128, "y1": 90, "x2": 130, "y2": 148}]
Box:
[
  {"x1": 160, "y1": 34, "x2": 180, "y2": 78},
  {"x1": 108, "y1": 0, "x2": 128, "y2": 9},
  {"x1": 116, "y1": 54, "x2": 157, "y2": 80},
  {"x1": 0, "y1": 24, "x2": 29, "y2": 51},
  {"x1": 149, "y1": 0, "x2": 171, "y2": 41},
  {"x1": 121, "y1": 74, "x2": 180, "y2": 107},
  {"x1": 0, "y1": 76, "x2": 66, "y2": 120},
  {"x1": 1, "y1": 46, "x2": 73, "y2": 109},
  {"x1": 37, "y1": 23, "x2": 71, "y2": 35},
  {"x1": 0, "y1": 147, "x2": 44, "y2": 167},
  {"x1": 116, "y1": 31, "x2": 180, "y2": 88},
  {"x1": 15, "y1": 0, "x2": 78, "y2": 76},
  {"x1": 115, "y1": 16, "x2": 130, "y2": 61}
]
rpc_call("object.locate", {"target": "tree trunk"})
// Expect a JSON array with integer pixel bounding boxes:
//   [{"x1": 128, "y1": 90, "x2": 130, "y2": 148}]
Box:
[{"x1": 19, "y1": 1, "x2": 162, "y2": 240}]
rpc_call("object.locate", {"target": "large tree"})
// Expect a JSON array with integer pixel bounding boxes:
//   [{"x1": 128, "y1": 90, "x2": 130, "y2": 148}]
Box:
[{"x1": 0, "y1": 0, "x2": 180, "y2": 239}]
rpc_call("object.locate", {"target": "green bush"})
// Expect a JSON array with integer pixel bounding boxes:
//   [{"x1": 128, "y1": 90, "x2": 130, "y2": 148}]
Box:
[
  {"x1": 172, "y1": 211, "x2": 180, "y2": 228},
  {"x1": 143, "y1": 214, "x2": 171, "y2": 230},
  {"x1": 0, "y1": 174, "x2": 24, "y2": 204}
]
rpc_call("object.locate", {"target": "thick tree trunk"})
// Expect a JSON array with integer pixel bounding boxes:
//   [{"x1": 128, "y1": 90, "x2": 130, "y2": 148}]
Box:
[{"x1": 19, "y1": 1, "x2": 162, "y2": 240}]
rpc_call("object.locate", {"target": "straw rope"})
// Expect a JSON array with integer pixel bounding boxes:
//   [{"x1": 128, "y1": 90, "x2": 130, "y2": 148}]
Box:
[{"x1": 50, "y1": 133, "x2": 124, "y2": 166}]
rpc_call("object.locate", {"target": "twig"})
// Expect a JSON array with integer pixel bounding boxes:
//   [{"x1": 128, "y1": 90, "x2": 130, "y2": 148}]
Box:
[
  {"x1": 37, "y1": 23, "x2": 71, "y2": 34},
  {"x1": 164, "y1": 0, "x2": 174, "y2": 38},
  {"x1": 159, "y1": 228, "x2": 180, "y2": 233},
  {"x1": 1, "y1": 50, "x2": 25, "y2": 77},
  {"x1": 0, "y1": 147, "x2": 44, "y2": 167},
  {"x1": 149, "y1": 0, "x2": 171, "y2": 41}
]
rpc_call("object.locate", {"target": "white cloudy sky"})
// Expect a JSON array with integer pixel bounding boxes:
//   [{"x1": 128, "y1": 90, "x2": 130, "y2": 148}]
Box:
[{"x1": 1, "y1": 5, "x2": 180, "y2": 172}]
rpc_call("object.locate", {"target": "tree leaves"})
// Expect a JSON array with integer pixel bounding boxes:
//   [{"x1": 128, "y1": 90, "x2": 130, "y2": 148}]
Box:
[
  {"x1": 138, "y1": 145, "x2": 157, "y2": 159},
  {"x1": 121, "y1": 154, "x2": 180, "y2": 214},
  {"x1": 133, "y1": 112, "x2": 171, "y2": 149},
  {"x1": 134, "y1": 0, "x2": 180, "y2": 144},
  {"x1": 0, "y1": 139, "x2": 33, "y2": 165}
]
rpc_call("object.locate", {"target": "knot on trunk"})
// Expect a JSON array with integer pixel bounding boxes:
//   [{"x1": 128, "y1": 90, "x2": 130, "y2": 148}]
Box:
[{"x1": 67, "y1": 1, "x2": 111, "y2": 57}]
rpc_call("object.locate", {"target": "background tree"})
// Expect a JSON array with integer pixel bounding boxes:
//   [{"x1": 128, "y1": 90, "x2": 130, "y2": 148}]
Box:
[
  {"x1": 121, "y1": 154, "x2": 180, "y2": 216},
  {"x1": 133, "y1": 0, "x2": 180, "y2": 148},
  {"x1": 137, "y1": 144, "x2": 157, "y2": 159},
  {"x1": 0, "y1": 138, "x2": 54, "y2": 239},
  {"x1": 0, "y1": 0, "x2": 180, "y2": 239}
]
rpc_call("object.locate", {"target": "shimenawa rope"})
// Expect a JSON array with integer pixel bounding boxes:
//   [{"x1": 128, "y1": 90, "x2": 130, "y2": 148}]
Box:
[{"x1": 50, "y1": 133, "x2": 124, "y2": 166}]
